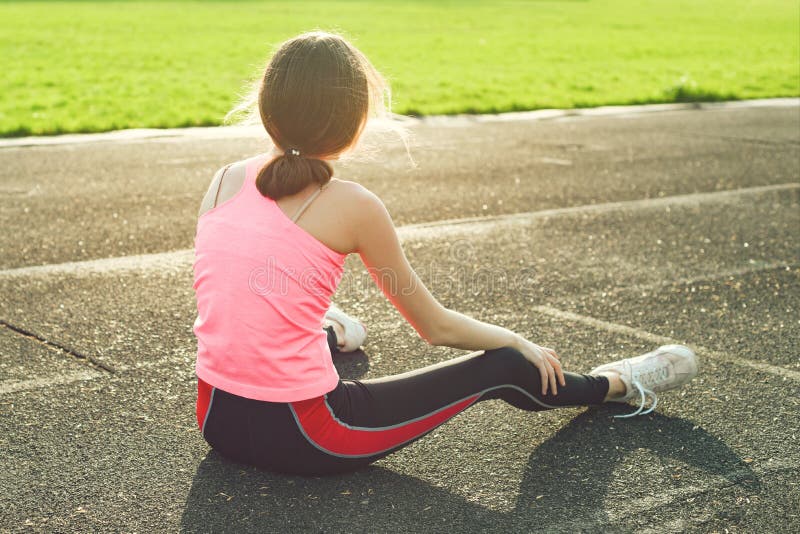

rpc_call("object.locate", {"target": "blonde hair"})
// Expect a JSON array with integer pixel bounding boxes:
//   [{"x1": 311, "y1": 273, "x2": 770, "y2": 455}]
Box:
[{"x1": 225, "y1": 30, "x2": 412, "y2": 199}]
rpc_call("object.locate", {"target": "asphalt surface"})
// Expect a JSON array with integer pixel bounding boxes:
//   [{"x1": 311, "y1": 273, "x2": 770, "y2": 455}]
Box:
[{"x1": 1, "y1": 101, "x2": 798, "y2": 533}]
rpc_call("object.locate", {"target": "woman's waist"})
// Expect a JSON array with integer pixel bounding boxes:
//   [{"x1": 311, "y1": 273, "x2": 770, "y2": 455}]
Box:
[
  {"x1": 196, "y1": 331, "x2": 331, "y2": 366},
  {"x1": 196, "y1": 355, "x2": 339, "y2": 403}
]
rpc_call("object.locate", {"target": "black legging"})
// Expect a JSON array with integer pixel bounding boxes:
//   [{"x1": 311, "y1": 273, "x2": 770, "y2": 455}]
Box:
[{"x1": 197, "y1": 328, "x2": 610, "y2": 476}]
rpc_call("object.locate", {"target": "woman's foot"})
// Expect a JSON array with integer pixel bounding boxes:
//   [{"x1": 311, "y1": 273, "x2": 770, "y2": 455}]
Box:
[
  {"x1": 589, "y1": 345, "x2": 699, "y2": 418},
  {"x1": 324, "y1": 304, "x2": 367, "y2": 352}
]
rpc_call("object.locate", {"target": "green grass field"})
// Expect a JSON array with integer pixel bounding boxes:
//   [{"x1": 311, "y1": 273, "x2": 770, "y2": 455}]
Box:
[{"x1": 1, "y1": 1, "x2": 798, "y2": 137}]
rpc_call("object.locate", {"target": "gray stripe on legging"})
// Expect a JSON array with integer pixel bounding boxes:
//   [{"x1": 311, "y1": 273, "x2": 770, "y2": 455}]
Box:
[
  {"x1": 322, "y1": 383, "x2": 558, "y2": 432},
  {"x1": 290, "y1": 383, "x2": 559, "y2": 459},
  {"x1": 201, "y1": 387, "x2": 217, "y2": 436}
]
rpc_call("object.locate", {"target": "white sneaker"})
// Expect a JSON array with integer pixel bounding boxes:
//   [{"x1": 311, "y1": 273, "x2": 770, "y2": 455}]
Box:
[
  {"x1": 324, "y1": 304, "x2": 367, "y2": 352},
  {"x1": 589, "y1": 345, "x2": 699, "y2": 418}
]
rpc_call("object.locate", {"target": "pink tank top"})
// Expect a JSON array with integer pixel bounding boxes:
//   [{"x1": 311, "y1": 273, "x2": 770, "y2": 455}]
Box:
[{"x1": 193, "y1": 154, "x2": 347, "y2": 402}]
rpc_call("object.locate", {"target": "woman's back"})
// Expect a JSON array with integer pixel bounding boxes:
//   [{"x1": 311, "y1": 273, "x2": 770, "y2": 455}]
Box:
[
  {"x1": 199, "y1": 154, "x2": 359, "y2": 256},
  {"x1": 193, "y1": 153, "x2": 347, "y2": 402}
]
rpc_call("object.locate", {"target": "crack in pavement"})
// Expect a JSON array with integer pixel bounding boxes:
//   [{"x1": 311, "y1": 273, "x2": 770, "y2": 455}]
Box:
[
  {"x1": 0, "y1": 318, "x2": 116, "y2": 374},
  {"x1": 668, "y1": 132, "x2": 800, "y2": 147},
  {"x1": 584, "y1": 461, "x2": 795, "y2": 532}
]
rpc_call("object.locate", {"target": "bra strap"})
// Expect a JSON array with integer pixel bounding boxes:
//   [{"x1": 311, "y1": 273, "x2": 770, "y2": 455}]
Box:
[
  {"x1": 290, "y1": 183, "x2": 329, "y2": 223},
  {"x1": 212, "y1": 163, "x2": 233, "y2": 208}
]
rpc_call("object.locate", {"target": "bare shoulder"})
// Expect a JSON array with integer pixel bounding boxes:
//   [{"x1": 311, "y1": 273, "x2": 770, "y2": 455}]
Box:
[
  {"x1": 324, "y1": 179, "x2": 396, "y2": 256},
  {"x1": 326, "y1": 178, "x2": 389, "y2": 221},
  {"x1": 198, "y1": 159, "x2": 250, "y2": 217}
]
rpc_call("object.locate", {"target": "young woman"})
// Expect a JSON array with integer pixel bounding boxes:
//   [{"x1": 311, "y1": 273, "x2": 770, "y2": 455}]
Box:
[{"x1": 192, "y1": 31, "x2": 699, "y2": 476}]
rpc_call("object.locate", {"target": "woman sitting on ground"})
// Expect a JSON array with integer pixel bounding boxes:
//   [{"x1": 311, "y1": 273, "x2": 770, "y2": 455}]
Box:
[{"x1": 192, "y1": 30, "x2": 699, "y2": 476}]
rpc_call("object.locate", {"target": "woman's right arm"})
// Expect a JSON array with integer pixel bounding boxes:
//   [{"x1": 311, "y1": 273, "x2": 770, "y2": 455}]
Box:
[{"x1": 351, "y1": 186, "x2": 565, "y2": 395}]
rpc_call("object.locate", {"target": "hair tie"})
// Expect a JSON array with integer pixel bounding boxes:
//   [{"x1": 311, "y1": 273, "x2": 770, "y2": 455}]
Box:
[{"x1": 285, "y1": 148, "x2": 301, "y2": 157}]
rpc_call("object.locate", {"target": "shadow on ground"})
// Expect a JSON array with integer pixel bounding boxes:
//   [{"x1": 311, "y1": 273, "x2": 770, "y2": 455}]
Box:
[{"x1": 180, "y1": 408, "x2": 758, "y2": 533}]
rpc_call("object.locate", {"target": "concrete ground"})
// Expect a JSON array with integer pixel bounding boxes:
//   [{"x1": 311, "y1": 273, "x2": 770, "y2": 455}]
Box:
[{"x1": 1, "y1": 100, "x2": 798, "y2": 533}]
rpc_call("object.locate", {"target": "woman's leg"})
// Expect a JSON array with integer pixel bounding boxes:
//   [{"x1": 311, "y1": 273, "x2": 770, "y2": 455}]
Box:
[
  {"x1": 287, "y1": 346, "x2": 610, "y2": 474},
  {"x1": 199, "y1": 346, "x2": 610, "y2": 476}
]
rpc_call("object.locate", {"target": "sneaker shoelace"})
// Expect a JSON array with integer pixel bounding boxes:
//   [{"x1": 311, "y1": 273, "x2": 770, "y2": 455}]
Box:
[{"x1": 612, "y1": 360, "x2": 665, "y2": 418}]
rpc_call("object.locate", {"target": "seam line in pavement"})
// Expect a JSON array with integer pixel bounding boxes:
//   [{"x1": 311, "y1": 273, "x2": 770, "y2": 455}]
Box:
[
  {"x1": 587, "y1": 261, "x2": 799, "y2": 299},
  {"x1": 367, "y1": 260, "x2": 799, "y2": 334},
  {"x1": 0, "y1": 370, "x2": 103, "y2": 395},
  {"x1": 0, "y1": 319, "x2": 116, "y2": 374},
  {"x1": 531, "y1": 306, "x2": 800, "y2": 381},
  {"x1": 399, "y1": 182, "x2": 799, "y2": 233},
  {"x1": 0, "y1": 182, "x2": 796, "y2": 278},
  {"x1": 0, "y1": 358, "x2": 165, "y2": 396}
]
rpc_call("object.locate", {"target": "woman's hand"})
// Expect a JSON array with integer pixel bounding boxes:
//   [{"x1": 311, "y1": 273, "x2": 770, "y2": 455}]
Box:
[{"x1": 512, "y1": 336, "x2": 566, "y2": 396}]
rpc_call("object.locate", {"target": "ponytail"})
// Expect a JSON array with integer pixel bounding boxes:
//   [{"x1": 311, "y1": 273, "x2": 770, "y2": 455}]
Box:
[{"x1": 255, "y1": 154, "x2": 334, "y2": 200}]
